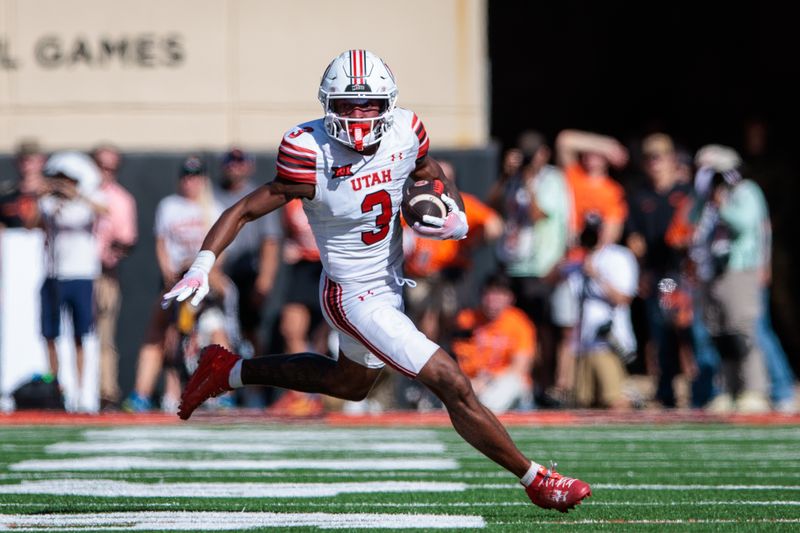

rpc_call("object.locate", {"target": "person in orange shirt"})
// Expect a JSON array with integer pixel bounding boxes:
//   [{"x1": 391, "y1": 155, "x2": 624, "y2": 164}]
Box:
[
  {"x1": 555, "y1": 129, "x2": 629, "y2": 246},
  {"x1": 452, "y1": 273, "x2": 536, "y2": 413}
]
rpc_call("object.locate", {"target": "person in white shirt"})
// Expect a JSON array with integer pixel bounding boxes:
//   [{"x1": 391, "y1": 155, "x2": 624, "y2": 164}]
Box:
[
  {"x1": 30, "y1": 151, "x2": 107, "y2": 409},
  {"x1": 552, "y1": 212, "x2": 638, "y2": 409},
  {"x1": 123, "y1": 156, "x2": 225, "y2": 413}
]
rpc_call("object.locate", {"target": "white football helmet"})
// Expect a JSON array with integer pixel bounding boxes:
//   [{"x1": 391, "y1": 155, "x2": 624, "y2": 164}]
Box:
[{"x1": 318, "y1": 49, "x2": 398, "y2": 151}]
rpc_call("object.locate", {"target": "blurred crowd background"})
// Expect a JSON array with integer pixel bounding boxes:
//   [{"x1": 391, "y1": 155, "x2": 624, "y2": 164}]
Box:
[{"x1": 0, "y1": 1, "x2": 797, "y2": 416}]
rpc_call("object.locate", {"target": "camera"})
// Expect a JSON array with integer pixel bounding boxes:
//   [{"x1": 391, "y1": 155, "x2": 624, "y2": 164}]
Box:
[{"x1": 595, "y1": 320, "x2": 636, "y2": 364}]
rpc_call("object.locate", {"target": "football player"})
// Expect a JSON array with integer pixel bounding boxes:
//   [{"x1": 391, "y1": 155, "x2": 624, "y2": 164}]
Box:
[{"x1": 162, "y1": 50, "x2": 590, "y2": 512}]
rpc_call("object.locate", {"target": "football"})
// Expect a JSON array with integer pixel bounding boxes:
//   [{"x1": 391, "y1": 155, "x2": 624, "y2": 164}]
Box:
[{"x1": 401, "y1": 179, "x2": 448, "y2": 228}]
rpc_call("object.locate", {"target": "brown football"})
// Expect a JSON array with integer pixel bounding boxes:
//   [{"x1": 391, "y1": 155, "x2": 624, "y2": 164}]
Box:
[{"x1": 401, "y1": 179, "x2": 448, "y2": 228}]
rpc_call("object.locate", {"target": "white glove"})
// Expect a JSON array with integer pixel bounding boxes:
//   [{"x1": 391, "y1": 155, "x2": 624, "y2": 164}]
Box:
[
  {"x1": 412, "y1": 194, "x2": 469, "y2": 240},
  {"x1": 161, "y1": 250, "x2": 215, "y2": 308}
]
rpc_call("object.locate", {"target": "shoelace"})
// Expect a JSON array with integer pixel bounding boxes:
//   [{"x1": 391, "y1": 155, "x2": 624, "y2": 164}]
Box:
[
  {"x1": 392, "y1": 268, "x2": 417, "y2": 288},
  {"x1": 536, "y1": 462, "x2": 576, "y2": 489}
]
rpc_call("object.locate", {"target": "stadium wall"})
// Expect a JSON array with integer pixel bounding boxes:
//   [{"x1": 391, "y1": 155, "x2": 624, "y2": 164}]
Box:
[{"x1": 0, "y1": 0, "x2": 488, "y2": 152}]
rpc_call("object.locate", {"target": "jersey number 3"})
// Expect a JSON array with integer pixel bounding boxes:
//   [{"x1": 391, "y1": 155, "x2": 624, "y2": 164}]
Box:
[{"x1": 361, "y1": 190, "x2": 392, "y2": 245}]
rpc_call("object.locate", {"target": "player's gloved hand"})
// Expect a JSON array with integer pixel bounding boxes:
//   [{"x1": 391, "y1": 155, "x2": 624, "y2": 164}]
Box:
[
  {"x1": 161, "y1": 250, "x2": 216, "y2": 309},
  {"x1": 412, "y1": 194, "x2": 469, "y2": 240}
]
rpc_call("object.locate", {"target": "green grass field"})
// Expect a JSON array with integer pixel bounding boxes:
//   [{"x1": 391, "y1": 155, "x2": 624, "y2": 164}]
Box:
[{"x1": 1, "y1": 422, "x2": 799, "y2": 531}]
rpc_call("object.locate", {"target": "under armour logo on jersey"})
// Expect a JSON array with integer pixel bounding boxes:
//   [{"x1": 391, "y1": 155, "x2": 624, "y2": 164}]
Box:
[
  {"x1": 288, "y1": 126, "x2": 314, "y2": 139},
  {"x1": 357, "y1": 290, "x2": 374, "y2": 301},
  {"x1": 332, "y1": 164, "x2": 354, "y2": 178}
]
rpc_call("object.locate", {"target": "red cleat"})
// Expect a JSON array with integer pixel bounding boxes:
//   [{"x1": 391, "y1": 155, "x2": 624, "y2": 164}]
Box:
[
  {"x1": 178, "y1": 344, "x2": 240, "y2": 420},
  {"x1": 524, "y1": 465, "x2": 591, "y2": 513}
]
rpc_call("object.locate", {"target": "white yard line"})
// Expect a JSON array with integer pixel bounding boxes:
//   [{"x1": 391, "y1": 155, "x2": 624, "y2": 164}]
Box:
[
  {"x1": 0, "y1": 511, "x2": 485, "y2": 530},
  {"x1": 3, "y1": 500, "x2": 800, "y2": 509},
  {"x1": 82, "y1": 428, "x2": 440, "y2": 442},
  {"x1": 472, "y1": 483, "x2": 800, "y2": 491},
  {"x1": 514, "y1": 518, "x2": 800, "y2": 525},
  {"x1": 47, "y1": 441, "x2": 445, "y2": 454},
  {"x1": 10, "y1": 457, "x2": 458, "y2": 472},
  {"x1": 0, "y1": 480, "x2": 467, "y2": 498}
]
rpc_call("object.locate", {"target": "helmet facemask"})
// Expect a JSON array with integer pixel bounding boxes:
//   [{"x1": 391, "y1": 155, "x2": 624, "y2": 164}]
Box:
[
  {"x1": 323, "y1": 96, "x2": 394, "y2": 152},
  {"x1": 318, "y1": 50, "x2": 398, "y2": 152}
]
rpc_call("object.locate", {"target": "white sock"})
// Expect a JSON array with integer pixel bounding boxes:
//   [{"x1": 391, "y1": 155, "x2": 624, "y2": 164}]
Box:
[
  {"x1": 228, "y1": 360, "x2": 243, "y2": 388},
  {"x1": 520, "y1": 462, "x2": 543, "y2": 487}
]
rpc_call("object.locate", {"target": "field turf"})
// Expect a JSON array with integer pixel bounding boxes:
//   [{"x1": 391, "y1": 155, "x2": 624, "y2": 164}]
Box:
[{"x1": 0, "y1": 420, "x2": 799, "y2": 531}]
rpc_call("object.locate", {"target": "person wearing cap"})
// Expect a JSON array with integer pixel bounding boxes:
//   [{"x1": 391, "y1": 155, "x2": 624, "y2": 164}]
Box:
[
  {"x1": 26, "y1": 151, "x2": 108, "y2": 412},
  {"x1": 213, "y1": 148, "x2": 282, "y2": 360},
  {"x1": 626, "y1": 133, "x2": 693, "y2": 409},
  {"x1": 124, "y1": 155, "x2": 225, "y2": 413},
  {"x1": 686, "y1": 145, "x2": 772, "y2": 413}
]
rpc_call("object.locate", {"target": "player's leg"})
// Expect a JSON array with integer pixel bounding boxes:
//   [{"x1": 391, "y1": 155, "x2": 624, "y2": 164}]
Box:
[
  {"x1": 417, "y1": 349, "x2": 530, "y2": 476},
  {"x1": 40, "y1": 278, "x2": 61, "y2": 377},
  {"x1": 417, "y1": 349, "x2": 591, "y2": 512},
  {"x1": 178, "y1": 344, "x2": 382, "y2": 419},
  {"x1": 321, "y1": 276, "x2": 590, "y2": 511},
  {"x1": 243, "y1": 347, "x2": 381, "y2": 400}
]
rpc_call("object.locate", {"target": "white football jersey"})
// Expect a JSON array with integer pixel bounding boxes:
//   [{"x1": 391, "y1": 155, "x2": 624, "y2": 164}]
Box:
[{"x1": 276, "y1": 107, "x2": 430, "y2": 283}]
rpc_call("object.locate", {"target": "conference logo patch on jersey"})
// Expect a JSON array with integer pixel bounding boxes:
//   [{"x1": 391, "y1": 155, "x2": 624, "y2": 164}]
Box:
[
  {"x1": 332, "y1": 164, "x2": 354, "y2": 178},
  {"x1": 288, "y1": 126, "x2": 314, "y2": 139}
]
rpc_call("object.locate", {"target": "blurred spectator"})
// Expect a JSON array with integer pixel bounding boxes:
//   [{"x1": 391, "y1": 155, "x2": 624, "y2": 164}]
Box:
[
  {"x1": 124, "y1": 156, "x2": 224, "y2": 412},
  {"x1": 452, "y1": 272, "x2": 536, "y2": 413},
  {"x1": 214, "y1": 148, "x2": 282, "y2": 356},
  {"x1": 691, "y1": 145, "x2": 771, "y2": 413},
  {"x1": 555, "y1": 129, "x2": 629, "y2": 245},
  {"x1": 29, "y1": 151, "x2": 107, "y2": 412},
  {"x1": 278, "y1": 199, "x2": 326, "y2": 354},
  {"x1": 552, "y1": 213, "x2": 638, "y2": 409},
  {"x1": 0, "y1": 140, "x2": 46, "y2": 229},
  {"x1": 626, "y1": 133, "x2": 693, "y2": 408},
  {"x1": 14, "y1": 138, "x2": 47, "y2": 196},
  {"x1": 91, "y1": 144, "x2": 138, "y2": 410},
  {"x1": 266, "y1": 198, "x2": 326, "y2": 416},
  {"x1": 488, "y1": 131, "x2": 569, "y2": 404},
  {"x1": 739, "y1": 118, "x2": 798, "y2": 412},
  {"x1": 551, "y1": 129, "x2": 629, "y2": 405}
]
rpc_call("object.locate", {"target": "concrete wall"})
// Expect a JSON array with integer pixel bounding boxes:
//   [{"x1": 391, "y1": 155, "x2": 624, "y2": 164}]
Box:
[{"x1": 0, "y1": 0, "x2": 488, "y2": 152}]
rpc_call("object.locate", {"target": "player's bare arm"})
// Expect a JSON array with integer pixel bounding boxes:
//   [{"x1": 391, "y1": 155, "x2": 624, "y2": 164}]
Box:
[
  {"x1": 162, "y1": 179, "x2": 313, "y2": 307},
  {"x1": 200, "y1": 179, "x2": 313, "y2": 256},
  {"x1": 411, "y1": 156, "x2": 465, "y2": 211}
]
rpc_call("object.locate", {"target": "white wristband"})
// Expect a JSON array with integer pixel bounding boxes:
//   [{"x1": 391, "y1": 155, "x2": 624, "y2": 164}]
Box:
[{"x1": 190, "y1": 250, "x2": 216, "y2": 275}]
